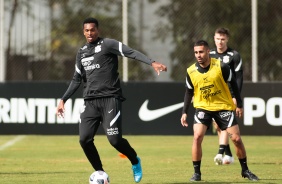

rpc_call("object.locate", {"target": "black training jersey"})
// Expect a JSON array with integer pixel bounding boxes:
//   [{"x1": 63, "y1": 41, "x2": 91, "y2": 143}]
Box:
[
  {"x1": 209, "y1": 47, "x2": 243, "y2": 93},
  {"x1": 61, "y1": 37, "x2": 154, "y2": 102}
]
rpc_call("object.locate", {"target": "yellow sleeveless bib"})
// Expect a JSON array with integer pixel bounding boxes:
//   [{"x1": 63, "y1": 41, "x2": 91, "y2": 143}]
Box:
[{"x1": 187, "y1": 58, "x2": 235, "y2": 111}]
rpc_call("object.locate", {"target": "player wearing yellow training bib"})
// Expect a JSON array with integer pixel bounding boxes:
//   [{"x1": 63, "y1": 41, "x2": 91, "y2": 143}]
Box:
[
  {"x1": 180, "y1": 40, "x2": 259, "y2": 182},
  {"x1": 187, "y1": 58, "x2": 235, "y2": 111}
]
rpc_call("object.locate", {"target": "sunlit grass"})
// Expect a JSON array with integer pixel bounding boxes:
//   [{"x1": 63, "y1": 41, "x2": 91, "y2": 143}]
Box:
[{"x1": 0, "y1": 135, "x2": 281, "y2": 183}]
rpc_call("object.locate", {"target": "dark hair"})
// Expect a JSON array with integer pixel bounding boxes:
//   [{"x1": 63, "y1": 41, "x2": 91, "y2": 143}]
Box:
[
  {"x1": 215, "y1": 27, "x2": 230, "y2": 37},
  {"x1": 83, "y1": 17, "x2": 99, "y2": 28},
  {"x1": 194, "y1": 40, "x2": 209, "y2": 48}
]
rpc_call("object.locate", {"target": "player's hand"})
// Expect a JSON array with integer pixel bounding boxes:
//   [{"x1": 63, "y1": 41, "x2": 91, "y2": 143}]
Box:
[
  {"x1": 152, "y1": 61, "x2": 167, "y2": 75},
  {"x1": 180, "y1": 113, "x2": 188, "y2": 127},
  {"x1": 236, "y1": 107, "x2": 243, "y2": 118},
  {"x1": 232, "y1": 98, "x2": 237, "y2": 106},
  {"x1": 56, "y1": 100, "x2": 65, "y2": 118}
]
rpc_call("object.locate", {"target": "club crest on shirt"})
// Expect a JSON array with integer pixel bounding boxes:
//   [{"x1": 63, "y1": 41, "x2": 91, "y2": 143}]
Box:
[
  {"x1": 95, "y1": 45, "x2": 101, "y2": 53},
  {"x1": 223, "y1": 56, "x2": 230, "y2": 63},
  {"x1": 197, "y1": 111, "x2": 205, "y2": 119}
]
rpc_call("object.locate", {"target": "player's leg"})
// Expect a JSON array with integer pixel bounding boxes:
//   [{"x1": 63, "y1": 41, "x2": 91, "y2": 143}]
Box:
[
  {"x1": 225, "y1": 125, "x2": 245, "y2": 159},
  {"x1": 220, "y1": 98, "x2": 237, "y2": 164},
  {"x1": 216, "y1": 111, "x2": 259, "y2": 181},
  {"x1": 101, "y1": 97, "x2": 138, "y2": 163},
  {"x1": 190, "y1": 109, "x2": 211, "y2": 182},
  {"x1": 220, "y1": 98, "x2": 238, "y2": 163},
  {"x1": 226, "y1": 125, "x2": 258, "y2": 181},
  {"x1": 101, "y1": 97, "x2": 142, "y2": 183},
  {"x1": 213, "y1": 120, "x2": 221, "y2": 138},
  {"x1": 213, "y1": 120, "x2": 224, "y2": 165},
  {"x1": 221, "y1": 130, "x2": 234, "y2": 164},
  {"x1": 79, "y1": 100, "x2": 103, "y2": 171},
  {"x1": 213, "y1": 119, "x2": 234, "y2": 165}
]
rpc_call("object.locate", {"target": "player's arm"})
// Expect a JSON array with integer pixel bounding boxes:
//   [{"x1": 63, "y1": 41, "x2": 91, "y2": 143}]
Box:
[
  {"x1": 57, "y1": 51, "x2": 83, "y2": 118},
  {"x1": 104, "y1": 38, "x2": 167, "y2": 74},
  {"x1": 233, "y1": 51, "x2": 243, "y2": 93},
  {"x1": 181, "y1": 74, "x2": 194, "y2": 127},
  {"x1": 61, "y1": 51, "x2": 83, "y2": 103},
  {"x1": 61, "y1": 73, "x2": 82, "y2": 102},
  {"x1": 104, "y1": 38, "x2": 153, "y2": 64},
  {"x1": 221, "y1": 62, "x2": 243, "y2": 116}
]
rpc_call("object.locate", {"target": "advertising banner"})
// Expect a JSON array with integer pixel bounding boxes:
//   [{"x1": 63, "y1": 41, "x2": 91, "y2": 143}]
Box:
[{"x1": 0, "y1": 82, "x2": 281, "y2": 135}]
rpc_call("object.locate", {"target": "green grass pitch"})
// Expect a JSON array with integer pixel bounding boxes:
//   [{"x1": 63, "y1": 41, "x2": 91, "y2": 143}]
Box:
[{"x1": 0, "y1": 135, "x2": 281, "y2": 183}]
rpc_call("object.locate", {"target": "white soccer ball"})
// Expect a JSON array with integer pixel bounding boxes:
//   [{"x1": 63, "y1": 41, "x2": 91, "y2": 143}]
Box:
[{"x1": 89, "y1": 171, "x2": 110, "y2": 184}]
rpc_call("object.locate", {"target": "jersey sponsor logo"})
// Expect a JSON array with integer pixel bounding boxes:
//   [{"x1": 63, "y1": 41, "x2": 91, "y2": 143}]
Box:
[
  {"x1": 201, "y1": 88, "x2": 211, "y2": 96},
  {"x1": 81, "y1": 56, "x2": 94, "y2": 66},
  {"x1": 200, "y1": 84, "x2": 214, "y2": 90},
  {"x1": 84, "y1": 64, "x2": 100, "y2": 71},
  {"x1": 138, "y1": 100, "x2": 183, "y2": 121},
  {"x1": 219, "y1": 111, "x2": 232, "y2": 119},
  {"x1": 203, "y1": 90, "x2": 221, "y2": 99},
  {"x1": 81, "y1": 56, "x2": 100, "y2": 71},
  {"x1": 200, "y1": 84, "x2": 221, "y2": 99},
  {"x1": 107, "y1": 127, "x2": 119, "y2": 135}
]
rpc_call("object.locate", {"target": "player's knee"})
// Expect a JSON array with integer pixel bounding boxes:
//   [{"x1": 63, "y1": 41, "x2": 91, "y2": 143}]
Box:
[
  {"x1": 193, "y1": 134, "x2": 204, "y2": 144},
  {"x1": 109, "y1": 137, "x2": 129, "y2": 150},
  {"x1": 108, "y1": 137, "x2": 121, "y2": 147},
  {"x1": 231, "y1": 136, "x2": 243, "y2": 146},
  {"x1": 79, "y1": 136, "x2": 93, "y2": 148}
]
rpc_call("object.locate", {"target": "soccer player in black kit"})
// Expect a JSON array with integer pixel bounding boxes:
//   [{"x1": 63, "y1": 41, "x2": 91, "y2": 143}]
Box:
[
  {"x1": 56, "y1": 17, "x2": 167, "y2": 183},
  {"x1": 210, "y1": 28, "x2": 243, "y2": 166}
]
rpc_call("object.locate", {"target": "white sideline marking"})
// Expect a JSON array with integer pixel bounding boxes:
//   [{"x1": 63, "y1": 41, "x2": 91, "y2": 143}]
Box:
[{"x1": 0, "y1": 135, "x2": 26, "y2": 151}]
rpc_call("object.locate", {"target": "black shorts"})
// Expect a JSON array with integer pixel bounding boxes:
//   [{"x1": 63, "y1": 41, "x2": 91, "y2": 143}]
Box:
[
  {"x1": 79, "y1": 97, "x2": 122, "y2": 139},
  {"x1": 194, "y1": 108, "x2": 238, "y2": 130}
]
